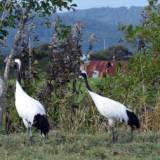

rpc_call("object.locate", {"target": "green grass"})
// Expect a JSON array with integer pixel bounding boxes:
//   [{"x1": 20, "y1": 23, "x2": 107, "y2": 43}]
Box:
[{"x1": 0, "y1": 130, "x2": 160, "y2": 160}]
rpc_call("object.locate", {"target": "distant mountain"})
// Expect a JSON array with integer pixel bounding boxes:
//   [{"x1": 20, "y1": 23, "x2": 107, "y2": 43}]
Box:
[
  {"x1": 58, "y1": 7, "x2": 143, "y2": 51},
  {"x1": 2, "y1": 6, "x2": 143, "y2": 54}
]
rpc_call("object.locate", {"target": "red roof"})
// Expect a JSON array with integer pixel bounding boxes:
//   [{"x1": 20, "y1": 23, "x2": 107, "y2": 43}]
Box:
[{"x1": 86, "y1": 60, "x2": 116, "y2": 77}]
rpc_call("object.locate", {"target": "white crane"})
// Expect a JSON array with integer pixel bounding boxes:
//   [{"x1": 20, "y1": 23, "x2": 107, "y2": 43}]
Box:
[
  {"x1": 14, "y1": 59, "x2": 49, "y2": 144},
  {"x1": 80, "y1": 71, "x2": 140, "y2": 142}
]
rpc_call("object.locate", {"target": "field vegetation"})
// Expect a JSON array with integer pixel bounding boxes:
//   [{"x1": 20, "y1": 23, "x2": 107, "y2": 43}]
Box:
[
  {"x1": 1, "y1": 130, "x2": 160, "y2": 160},
  {"x1": 4, "y1": 53, "x2": 160, "y2": 133},
  {"x1": 0, "y1": 0, "x2": 160, "y2": 159}
]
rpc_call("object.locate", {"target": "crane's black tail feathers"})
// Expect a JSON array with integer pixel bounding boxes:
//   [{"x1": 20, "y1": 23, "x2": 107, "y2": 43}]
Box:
[
  {"x1": 33, "y1": 114, "x2": 50, "y2": 136},
  {"x1": 126, "y1": 110, "x2": 140, "y2": 129}
]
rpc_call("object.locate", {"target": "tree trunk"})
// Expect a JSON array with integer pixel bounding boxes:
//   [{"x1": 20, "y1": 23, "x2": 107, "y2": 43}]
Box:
[
  {"x1": 0, "y1": 76, "x2": 4, "y2": 128},
  {"x1": 3, "y1": 12, "x2": 28, "y2": 131},
  {"x1": 0, "y1": 0, "x2": 8, "y2": 27},
  {"x1": 4, "y1": 54, "x2": 13, "y2": 81},
  {"x1": 4, "y1": 5, "x2": 29, "y2": 81},
  {"x1": 3, "y1": 27, "x2": 24, "y2": 80}
]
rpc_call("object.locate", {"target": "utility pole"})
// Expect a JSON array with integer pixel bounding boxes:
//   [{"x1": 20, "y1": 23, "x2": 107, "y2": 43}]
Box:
[{"x1": 103, "y1": 38, "x2": 106, "y2": 50}]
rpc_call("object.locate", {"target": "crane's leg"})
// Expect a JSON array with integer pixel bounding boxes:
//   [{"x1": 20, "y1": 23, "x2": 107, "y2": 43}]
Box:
[
  {"x1": 28, "y1": 126, "x2": 33, "y2": 145},
  {"x1": 108, "y1": 119, "x2": 117, "y2": 143},
  {"x1": 111, "y1": 127, "x2": 115, "y2": 143},
  {"x1": 23, "y1": 119, "x2": 33, "y2": 145},
  {"x1": 27, "y1": 127, "x2": 30, "y2": 144},
  {"x1": 26, "y1": 122, "x2": 33, "y2": 145},
  {"x1": 130, "y1": 127, "x2": 133, "y2": 142},
  {"x1": 42, "y1": 133, "x2": 49, "y2": 144},
  {"x1": 45, "y1": 133, "x2": 49, "y2": 139}
]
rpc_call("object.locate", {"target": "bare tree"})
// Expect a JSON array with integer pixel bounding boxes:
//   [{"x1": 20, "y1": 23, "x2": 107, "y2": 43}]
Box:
[{"x1": 38, "y1": 19, "x2": 82, "y2": 101}]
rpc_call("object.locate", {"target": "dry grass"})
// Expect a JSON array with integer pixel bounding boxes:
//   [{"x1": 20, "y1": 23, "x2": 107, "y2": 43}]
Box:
[{"x1": 142, "y1": 92, "x2": 160, "y2": 131}]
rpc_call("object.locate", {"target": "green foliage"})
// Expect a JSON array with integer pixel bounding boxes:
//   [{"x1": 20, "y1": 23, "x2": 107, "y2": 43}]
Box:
[
  {"x1": 90, "y1": 45, "x2": 132, "y2": 60},
  {"x1": 5, "y1": 79, "x2": 23, "y2": 132},
  {"x1": 0, "y1": 0, "x2": 76, "y2": 42},
  {"x1": 33, "y1": 44, "x2": 51, "y2": 60},
  {"x1": 54, "y1": 19, "x2": 72, "y2": 44},
  {"x1": 119, "y1": 24, "x2": 142, "y2": 44},
  {"x1": 6, "y1": 52, "x2": 160, "y2": 133},
  {"x1": 102, "y1": 54, "x2": 159, "y2": 110},
  {"x1": 120, "y1": 0, "x2": 160, "y2": 53}
]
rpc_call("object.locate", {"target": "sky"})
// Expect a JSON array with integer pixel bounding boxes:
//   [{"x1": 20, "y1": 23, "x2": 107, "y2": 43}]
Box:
[{"x1": 73, "y1": 0, "x2": 148, "y2": 9}]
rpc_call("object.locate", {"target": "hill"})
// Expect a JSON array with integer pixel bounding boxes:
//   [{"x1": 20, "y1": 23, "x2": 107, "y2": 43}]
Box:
[
  {"x1": 58, "y1": 6, "x2": 143, "y2": 51},
  {"x1": 3, "y1": 6, "x2": 143, "y2": 54}
]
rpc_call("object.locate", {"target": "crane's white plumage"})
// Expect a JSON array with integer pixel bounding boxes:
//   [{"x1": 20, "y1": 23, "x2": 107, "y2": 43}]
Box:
[
  {"x1": 14, "y1": 58, "x2": 49, "y2": 144},
  {"x1": 88, "y1": 91, "x2": 129, "y2": 123},
  {"x1": 80, "y1": 71, "x2": 140, "y2": 142},
  {"x1": 15, "y1": 81, "x2": 45, "y2": 127}
]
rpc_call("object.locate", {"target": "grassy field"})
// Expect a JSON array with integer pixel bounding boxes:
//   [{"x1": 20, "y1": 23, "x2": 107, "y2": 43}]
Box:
[{"x1": 0, "y1": 130, "x2": 160, "y2": 160}]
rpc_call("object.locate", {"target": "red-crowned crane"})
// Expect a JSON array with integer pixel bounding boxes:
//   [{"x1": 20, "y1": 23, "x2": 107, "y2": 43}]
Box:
[
  {"x1": 80, "y1": 71, "x2": 140, "y2": 142},
  {"x1": 14, "y1": 59, "x2": 49, "y2": 144}
]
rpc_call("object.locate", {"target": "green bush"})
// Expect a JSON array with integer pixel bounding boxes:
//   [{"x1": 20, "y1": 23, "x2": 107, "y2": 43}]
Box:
[{"x1": 6, "y1": 53, "x2": 160, "y2": 133}]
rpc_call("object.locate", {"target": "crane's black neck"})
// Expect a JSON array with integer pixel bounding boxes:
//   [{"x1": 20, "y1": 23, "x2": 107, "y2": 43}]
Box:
[
  {"x1": 82, "y1": 74, "x2": 92, "y2": 91},
  {"x1": 16, "y1": 69, "x2": 21, "y2": 85}
]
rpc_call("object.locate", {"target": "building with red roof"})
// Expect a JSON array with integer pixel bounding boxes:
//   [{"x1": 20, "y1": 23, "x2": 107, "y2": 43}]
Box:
[{"x1": 81, "y1": 57, "x2": 116, "y2": 78}]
